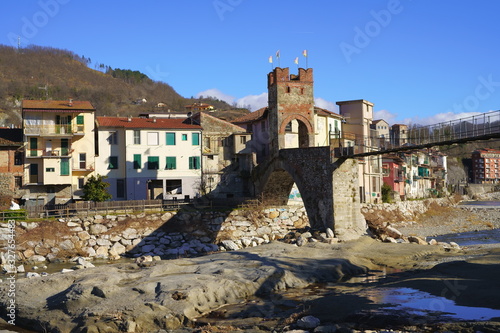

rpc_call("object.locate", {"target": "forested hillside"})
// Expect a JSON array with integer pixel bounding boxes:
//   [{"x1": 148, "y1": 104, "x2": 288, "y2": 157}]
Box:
[{"x1": 0, "y1": 45, "x2": 248, "y2": 126}]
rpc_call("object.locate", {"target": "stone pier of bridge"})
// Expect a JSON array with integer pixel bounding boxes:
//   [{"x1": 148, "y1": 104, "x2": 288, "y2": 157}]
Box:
[{"x1": 252, "y1": 146, "x2": 366, "y2": 241}]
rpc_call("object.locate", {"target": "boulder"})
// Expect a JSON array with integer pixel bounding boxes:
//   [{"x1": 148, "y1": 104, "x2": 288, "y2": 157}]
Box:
[
  {"x1": 296, "y1": 315, "x2": 321, "y2": 329},
  {"x1": 89, "y1": 224, "x2": 108, "y2": 235},
  {"x1": 407, "y1": 236, "x2": 427, "y2": 245},
  {"x1": 220, "y1": 240, "x2": 239, "y2": 251}
]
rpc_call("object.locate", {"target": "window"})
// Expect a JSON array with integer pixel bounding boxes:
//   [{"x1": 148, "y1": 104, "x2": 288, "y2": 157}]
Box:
[
  {"x1": 14, "y1": 152, "x2": 23, "y2": 165},
  {"x1": 192, "y1": 133, "x2": 200, "y2": 145},
  {"x1": 46, "y1": 167, "x2": 55, "y2": 172},
  {"x1": 148, "y1": 156, "x2": 159, "y2": 170},
  {"x1": 182, "y1": 134, "x2": 188, "y2": 141},
  {"x1": 61, "y1": 158, "x2": 70, "y2": 176},
  {"x1": 147, "y1": 132, "x2": 159, "y2": 145},
  {"x1": 108, "y1": 132, "x2": 118, "y2": 145},
  {"x1": 240, "y1": 136, "x2": 247, "y2": 144},
  {"x1": 109, "y1": 156, "x2": 118, "y2": 169},
  {"x1": 189, "y1": 156, "x2": 200, "y2": 170},
  {"x1": 116, "y1": 179, "x2": 125, "y2": 198},
  {"x1": 78, "y1": 178, "x2": 85, "y2": 189},
  {"x1": 76, "y1": 115, "x2": 84, "y2": 132},
  {"x1": 166, "y1": 156, "x2": 176, "y2": 170},
  {"x1": 14, "y1": 176, "x2": 22, "y2": 189},
  {"x1": 133, "y1": 130, "x2": 141, "y2": 144},
  {"x1": 166, "y1": 132, "x2": 176, "y2": 145},
  {"x1": 166, "y1": 179, "x2": 182, "y2": 194},
  {"x1": 285, "y1": 122, "x2": 292, "y2": 132},
  {"x1": 79, "y1": 153, "x2": 86, "y2": 169},
  {"x1": 30, "y1": 137, "x2": 38, "y2": 156},
  {"x1": 133, "y1": 154, "x2": 141, "y2": 169}
]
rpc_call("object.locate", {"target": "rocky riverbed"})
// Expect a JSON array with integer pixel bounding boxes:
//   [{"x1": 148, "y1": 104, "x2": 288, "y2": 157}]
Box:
[{"x1": 1, "y1": 202, "x2": 500, "y2": 332}]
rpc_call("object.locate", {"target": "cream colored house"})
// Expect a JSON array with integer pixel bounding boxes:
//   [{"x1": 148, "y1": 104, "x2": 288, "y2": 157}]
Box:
[
  {"x1": 22, "y1": 100, "x2": 96, "y2": 205},
  {"x1": 337, "y1": 99, "x2": 383, "y2": 203},
  {"x1": 95, "y1": 116, "x2": 202, "y2": 201}
]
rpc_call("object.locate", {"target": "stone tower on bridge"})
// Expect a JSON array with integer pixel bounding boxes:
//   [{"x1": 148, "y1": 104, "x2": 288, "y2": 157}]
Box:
[
  {"x1": 267, "y1": 67, "x2": 316, "y2": 156},
  {"x1": 246, "y1": 67, "x2": 367, "y2": 240}
]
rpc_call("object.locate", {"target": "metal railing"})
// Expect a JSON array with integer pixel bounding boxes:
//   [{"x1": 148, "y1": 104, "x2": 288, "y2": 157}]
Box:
[
  {"x1": 334, "y1": 110, "x2": 500, "y2": 157},
  {"x1": 24, "y1": 124, "x2": 85, "y2": 135}
]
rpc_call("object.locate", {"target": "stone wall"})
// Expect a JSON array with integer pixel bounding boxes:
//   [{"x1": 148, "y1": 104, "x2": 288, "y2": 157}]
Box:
[
  {"x1": 361, "y1": 197, "x2": 456, "y2": 222},
  {"x1": 0, "y1": 206, "x2": 309, "y2": 266}
]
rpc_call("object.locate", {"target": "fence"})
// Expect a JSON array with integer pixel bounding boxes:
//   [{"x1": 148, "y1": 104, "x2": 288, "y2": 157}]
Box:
[{"x1": 22, "y1": 199, "x2": 184, "y2": 220}]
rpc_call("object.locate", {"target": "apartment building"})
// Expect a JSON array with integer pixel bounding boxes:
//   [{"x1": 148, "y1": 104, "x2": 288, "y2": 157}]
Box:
[
  {"x1": 472, "y1": 148, "x2": 500, "y2": 184},
  {"x1": 95, "y1": 116, "x2": 202, "y2": 201},
  {"x1": 22, "y1": 100, "x2": 96, "y2": 205}
]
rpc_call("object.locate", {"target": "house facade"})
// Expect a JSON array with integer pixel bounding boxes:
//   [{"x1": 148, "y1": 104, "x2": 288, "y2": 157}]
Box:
[
  {"x1": 472, "y1": 148, "x2": 500, "y2": 184},
  {"x1": 22, "y1": 100, "x2": 96, "y2": 205},
  {"x1": 0, "y1": 128, "x2": 25, "y2": 201},
  {"x1": 191, "y1": 112, "x2": 252, "y2": 199},
  {"x1": 337, "y1": 99, "x2": 383, "y2": 203},
  {"x1": 95, "y1": 116, "x2": 202, "y2": 201}
]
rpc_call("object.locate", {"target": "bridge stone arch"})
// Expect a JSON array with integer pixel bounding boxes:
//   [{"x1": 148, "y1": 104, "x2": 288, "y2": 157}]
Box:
[{"x1": 252, "y1": 147, "x2": 366, "y2": 240}]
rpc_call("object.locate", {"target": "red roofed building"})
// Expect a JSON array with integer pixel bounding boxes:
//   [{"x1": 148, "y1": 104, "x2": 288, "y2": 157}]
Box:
[
  {"x1": 22, "y1": 99, "x2": 96, "y2": 205},
  {"x1": 95, "y1": 116, "x2": 202, "y2": 201}
]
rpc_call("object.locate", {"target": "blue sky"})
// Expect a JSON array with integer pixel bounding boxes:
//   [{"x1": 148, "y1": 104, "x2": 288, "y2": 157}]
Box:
[{"x1": 1, "y1": 0, "x2": 500, "y2": 125}]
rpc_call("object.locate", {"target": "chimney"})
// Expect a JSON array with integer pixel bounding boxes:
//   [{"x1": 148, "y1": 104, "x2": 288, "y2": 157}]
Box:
[
  {"x1": 127, "y1": 116, "x2": 132, "y2": 122},
  {"x1": 68, "y1": 98, "x2": 73, "y2": 107},
  {"x1": 152, "y1": 117, "x2": 157, "y2": 123}
]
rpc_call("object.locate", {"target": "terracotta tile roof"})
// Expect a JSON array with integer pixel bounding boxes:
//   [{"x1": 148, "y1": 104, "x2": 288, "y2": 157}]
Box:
[
  {"x1": 0, "y1": 128, "x2": 23, "y2": 146},
  {"x1": 192, "y1": 112, "x2": 246, "y2": 132},
  {"x1": 22, "y1": 100, "x2": 95, "y2": 111},
  {"x1": 96, "y1": 116, "x2": 202, "y2": 130},
  {"x1": 232, "y1": 107, "x2": 268, "y2": 124},
  {"x1": 314, "y1": 107, "x2": 341, "y2": 117}
]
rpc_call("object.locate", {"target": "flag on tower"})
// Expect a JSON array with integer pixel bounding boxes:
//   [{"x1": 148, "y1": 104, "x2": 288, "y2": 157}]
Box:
[
  {"x1": 276, "y1": 50, "x2": 280, "y2": 58},
  {"x1": 294, "y1": 57, "x2": 299, "y2": 65},
  {"x1": 303, "y1": 49, "x2": 308, "y2": 57},
  {"x1": 268, "y1": 56, "x2": 273, "y2": 63}
]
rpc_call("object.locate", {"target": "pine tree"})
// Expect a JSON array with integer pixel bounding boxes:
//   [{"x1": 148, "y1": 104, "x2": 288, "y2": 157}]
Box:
[{"x1": 82, "y1": 174, "x2": 112, "y2": 202}]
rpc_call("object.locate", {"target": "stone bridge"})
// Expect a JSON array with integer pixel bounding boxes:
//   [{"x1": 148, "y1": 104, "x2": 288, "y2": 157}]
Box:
[{"x1": 252, "y1": 147, "x2": 366, "y2": 241}]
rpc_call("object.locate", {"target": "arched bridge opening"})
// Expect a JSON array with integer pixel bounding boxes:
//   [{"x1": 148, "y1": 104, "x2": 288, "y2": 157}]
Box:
[{"x1": 252, "y1": 147, "x2": 366, "y2": 240}]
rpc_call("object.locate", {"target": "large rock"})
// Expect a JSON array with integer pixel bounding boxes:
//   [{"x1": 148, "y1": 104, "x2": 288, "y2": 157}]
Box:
[{"x1": 89, "y1": 224, "x2": 108, "y2": 235}]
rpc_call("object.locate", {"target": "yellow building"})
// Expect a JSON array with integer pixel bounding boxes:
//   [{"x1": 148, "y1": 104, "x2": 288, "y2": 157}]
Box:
[{"x1": 22, "y1": 100, "x2": 95, "y2": 205}]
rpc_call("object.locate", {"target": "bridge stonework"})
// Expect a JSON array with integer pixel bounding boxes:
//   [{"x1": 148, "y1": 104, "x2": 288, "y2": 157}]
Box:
[{"x1": 253, "y1": 147, "x2": 366, "y2": 241}]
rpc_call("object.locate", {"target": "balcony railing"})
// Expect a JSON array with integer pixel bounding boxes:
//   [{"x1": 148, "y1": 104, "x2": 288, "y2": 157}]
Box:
[
  {"x1": 27, "y1": 149, "x2": 73, "y2": 157},
  {"x1": 24, "y1": 124, "x2": 84, "y2": 136}
]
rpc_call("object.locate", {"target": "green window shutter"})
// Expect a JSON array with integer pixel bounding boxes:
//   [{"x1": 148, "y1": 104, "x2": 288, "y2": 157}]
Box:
[
  {"x1": 166, "y1": 156, "x2": 176, "y2": 170},
  {"x1": 189, "y1": 156, "x2": 200, "y2": 169},
  {"x1": 133, "y1": 154, "x2": 141, "y2": 169},
  {"x1": 192, "y1": 133, "x2": 200, "y2": 145},
  {"x1": 148, "y1": 156, "x2": 159, "y2": 169},
  {"x1": 30, "y1": 137, "x2": 38, "y2": 156},
  {"x1": 76, "y1": 115, "x2": 84, "y2": 125},
  {"x1": 61, "y1": 138, "x2": 69, "y2": 156},
  {"x1": 109, "y1": 156, "x2": 118, "y2": 169},
  {"x1": 182, "y1": 134, "x2": 188, "y2": 141},
  {"x1": 166, "y1": 132, "x2": 176, "y2": 145},
  {"x1": 60, "y1": 158, "x2": 70, "y2": 176}
]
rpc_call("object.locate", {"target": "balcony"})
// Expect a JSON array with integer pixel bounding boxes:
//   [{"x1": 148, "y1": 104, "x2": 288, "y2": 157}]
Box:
[
  {"x1": 24, "y1": 124, "x2": 85, "y2": 136},
  {"x1": 73, "y1": 162, "x2": 94, "y2": 172},
  {"x1": 26, "y1": 149, "x2": 73, "y2": 158}
]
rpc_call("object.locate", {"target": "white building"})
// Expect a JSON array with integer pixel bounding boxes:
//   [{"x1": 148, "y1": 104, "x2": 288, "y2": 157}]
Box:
[{"x1": 96, "y1": 116, "x2": 202, "y2": 201}]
